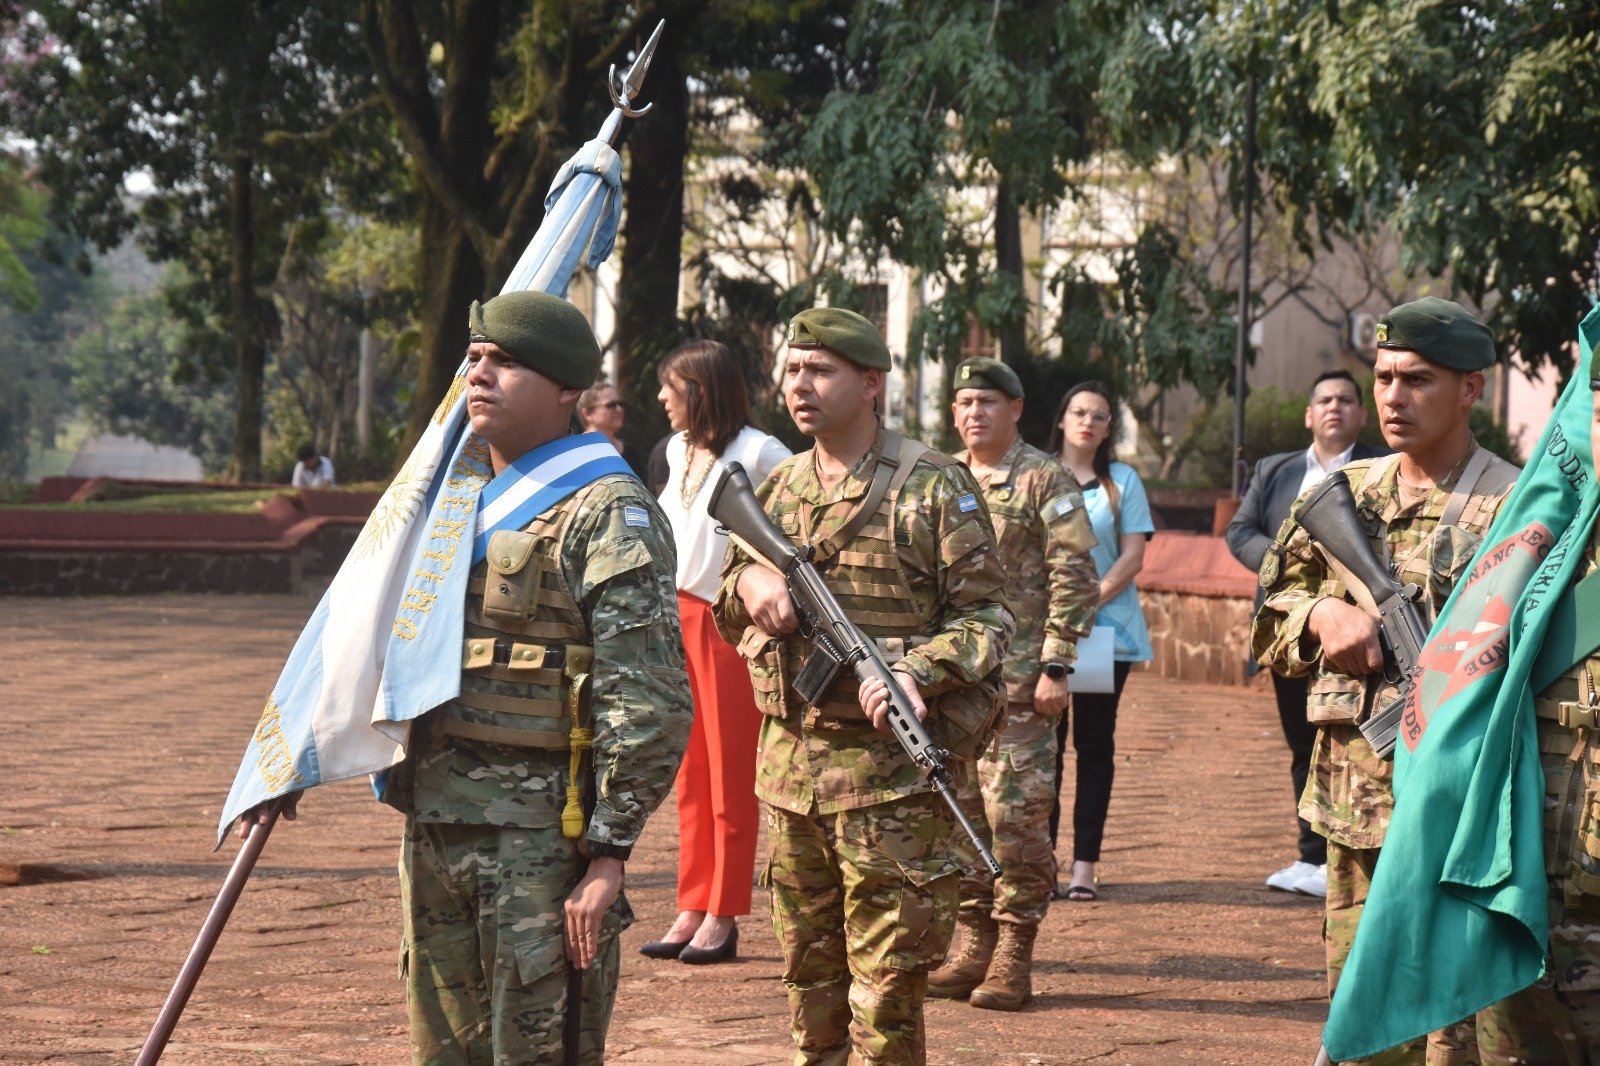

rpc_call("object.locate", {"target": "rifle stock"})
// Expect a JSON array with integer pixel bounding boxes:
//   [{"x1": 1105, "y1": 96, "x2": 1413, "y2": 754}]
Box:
[
  {"x1": 1294, "y1": 471, "x2": 1429, "y2": 759},
  {"x1": 708, "y1": 463, "x2": 1002, "y2": 877}
]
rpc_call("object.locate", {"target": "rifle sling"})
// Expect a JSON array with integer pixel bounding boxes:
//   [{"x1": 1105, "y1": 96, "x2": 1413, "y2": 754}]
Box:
[{"x1": 804, "y1": 430, "x2": 929, "y2": 566}]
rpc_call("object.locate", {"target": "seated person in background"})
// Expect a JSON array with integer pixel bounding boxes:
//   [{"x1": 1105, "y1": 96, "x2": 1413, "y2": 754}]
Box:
[{"x1": 291, "y1": 444, "x2": 335, "y2": 489}]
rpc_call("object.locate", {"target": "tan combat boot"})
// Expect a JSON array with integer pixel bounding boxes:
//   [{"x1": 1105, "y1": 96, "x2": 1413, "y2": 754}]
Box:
[
  {"x1": 968, "y1": 922, "x2": 1037, "y2": 1011},
  {"x1": 927, "y1": 910, "x2": 998, "y2": 999}
]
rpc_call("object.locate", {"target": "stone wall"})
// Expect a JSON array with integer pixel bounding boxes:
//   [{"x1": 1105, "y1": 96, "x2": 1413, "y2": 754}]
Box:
[{"x1": 1141, "y1": 589, "x2": 1267, "y2": 689}]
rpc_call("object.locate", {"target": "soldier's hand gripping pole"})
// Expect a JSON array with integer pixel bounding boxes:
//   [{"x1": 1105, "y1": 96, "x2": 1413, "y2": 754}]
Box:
[
  {"x1": 709, "y1": 462, "x2": 1002, "y2": 877},
  {"x1": 136, "y1": 796, "x2": 287, "y2": 1065},
  {"x1": 1295, "y1": 470, "x2": 1430, "y2": 759}
]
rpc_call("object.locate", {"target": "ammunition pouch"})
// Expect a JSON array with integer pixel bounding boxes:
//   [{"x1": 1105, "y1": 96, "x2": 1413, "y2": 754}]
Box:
[
  {"x1": 482, "y1": 530, "x2": 544, "y2": 624},
  {"x1": 441, "y1": 640, "x2": 594, "y2": 749}
]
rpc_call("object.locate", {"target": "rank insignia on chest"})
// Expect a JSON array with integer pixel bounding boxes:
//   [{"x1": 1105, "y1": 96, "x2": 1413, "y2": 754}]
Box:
[
  {"x1": 957, "y1": 493, "x2": 978, "y2": 513},
  {"x1": 624, "y1": 506, "x2": 650, "y2": 527},
  {"x1": 995, "y1": 486, "x2": 1013, "y2": 502}
]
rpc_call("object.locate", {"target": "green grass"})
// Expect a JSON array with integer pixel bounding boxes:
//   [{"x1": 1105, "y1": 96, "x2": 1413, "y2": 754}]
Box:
[{"x1": 8, "y1": 488, "x2": 287, "y2": 513}]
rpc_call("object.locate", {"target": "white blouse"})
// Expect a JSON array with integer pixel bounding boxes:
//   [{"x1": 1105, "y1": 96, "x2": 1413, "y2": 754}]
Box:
[{"x1": 661, "y1": 426, "x2": 791, "y2": 602}]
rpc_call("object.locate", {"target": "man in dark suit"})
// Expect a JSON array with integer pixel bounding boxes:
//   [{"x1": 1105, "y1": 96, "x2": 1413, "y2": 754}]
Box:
[{"x1": 1226, "y1": 369, "x2": 1387, "y2": 898}]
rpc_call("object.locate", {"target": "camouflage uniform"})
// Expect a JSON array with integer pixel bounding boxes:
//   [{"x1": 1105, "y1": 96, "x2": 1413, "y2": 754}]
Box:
[
  {"x1": 1253, "y1": 445, "x2": 1528, "y2": 1064},
  {"x1": 950, "y1": 438, "x2": 1098, "y2": 927},
  {"x1": 386, "y1": 471, "x2": 691, "y2": 1066},
  {"x1": 714, "y1": 427, "x2": 1013, "y2": 1064}
]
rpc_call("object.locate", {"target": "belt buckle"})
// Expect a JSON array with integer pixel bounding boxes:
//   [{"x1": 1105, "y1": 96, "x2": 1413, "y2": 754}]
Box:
[{"x1": 1557, "y1": 701, "x2": 1600, "y2": 730}]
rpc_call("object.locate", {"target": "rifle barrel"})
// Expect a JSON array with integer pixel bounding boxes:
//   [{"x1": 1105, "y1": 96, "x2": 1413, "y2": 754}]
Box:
[{"x1": 136, "y1": 799, "x2": 283, "y2": 1066}]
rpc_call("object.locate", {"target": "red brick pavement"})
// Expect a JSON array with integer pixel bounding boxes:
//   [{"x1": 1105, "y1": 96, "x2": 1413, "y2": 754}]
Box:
[{"x1": 0, "y1": 594, "x2": 1327, "y2": 1064}]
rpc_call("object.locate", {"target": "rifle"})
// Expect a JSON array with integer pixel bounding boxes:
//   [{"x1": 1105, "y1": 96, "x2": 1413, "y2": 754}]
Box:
[
  {"x1": 708, "y1": 461, "x2": 1002, "y2": 878},
  {"x1": 1294, "y1": 470, "x2": 1430, "y2": 759}
]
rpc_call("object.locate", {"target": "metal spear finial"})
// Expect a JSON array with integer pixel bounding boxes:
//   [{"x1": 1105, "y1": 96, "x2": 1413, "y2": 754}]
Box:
[{"x1": 601, "y1": 19, "x2": 665, "y2": 144}]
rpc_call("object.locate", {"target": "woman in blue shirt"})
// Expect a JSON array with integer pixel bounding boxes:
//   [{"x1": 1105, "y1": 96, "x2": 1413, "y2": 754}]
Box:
[{"x1": 1045, "y1": 381, "x2": 1155, "y2": 901}]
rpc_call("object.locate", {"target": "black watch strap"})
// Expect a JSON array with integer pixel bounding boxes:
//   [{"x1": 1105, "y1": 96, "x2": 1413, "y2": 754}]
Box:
[{"x1": 588, "y1": 841, "x2": 632, "y2": 861}]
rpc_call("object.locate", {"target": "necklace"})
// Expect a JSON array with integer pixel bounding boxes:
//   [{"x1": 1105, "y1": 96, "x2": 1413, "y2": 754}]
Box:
[{"x1": 680, "y1": 443, "x2": 717, "y2": 506}]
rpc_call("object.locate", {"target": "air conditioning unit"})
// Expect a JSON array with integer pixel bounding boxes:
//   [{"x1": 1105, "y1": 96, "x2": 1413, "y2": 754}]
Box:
[{"x1": 1348, "y1": 312, "x2": 1378, "y2": 353}]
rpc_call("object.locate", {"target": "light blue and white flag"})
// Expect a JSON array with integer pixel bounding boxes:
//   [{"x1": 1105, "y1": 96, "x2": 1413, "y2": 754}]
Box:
[{"x1": 216, "y1": 132, "x2": 630, "y2": 845}]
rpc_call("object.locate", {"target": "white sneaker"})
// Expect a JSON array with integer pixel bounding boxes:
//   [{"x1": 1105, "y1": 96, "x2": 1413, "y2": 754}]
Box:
[
  {"x1": 1266, "y1": 860, "x2": 1318, "y2": 892},
  {"x1": 1292, "y1": 864, "x2": 1327, "y2": 898}
]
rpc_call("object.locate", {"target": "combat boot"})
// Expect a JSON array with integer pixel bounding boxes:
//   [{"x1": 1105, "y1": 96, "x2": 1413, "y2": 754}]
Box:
[
  {"x1": 969, "y1": 921, "x2": 1037, "y2": 1011},
  {"x1": 927, "y1": 909, "x2": 998, "y2": 999}
]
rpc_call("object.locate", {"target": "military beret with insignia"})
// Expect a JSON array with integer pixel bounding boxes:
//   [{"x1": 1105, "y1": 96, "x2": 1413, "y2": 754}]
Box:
[
  {"x1": 786, "y1": 307, "x2": 892, "y2": 371},
  {"x1": 952, "y1": 357, "x2": 1024, "y2": 399},
  {"x1": 468, "y1": 290, "x2": 602, "y2": 389},
  {"x1": 1375, "y1": 296, "x2": 1495, "y2": 372}
]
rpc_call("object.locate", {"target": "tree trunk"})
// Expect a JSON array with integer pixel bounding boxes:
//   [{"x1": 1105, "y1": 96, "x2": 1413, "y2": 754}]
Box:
[
  {"x1": 995, "y1": 175, "x2": 1026, "y2": 365},
  {"x1": 228, "y1": 151, "x2": 264, "y2": 482},
  {"x1": 407, "y1": 195, "x2": 486, "y2": 440},
  {"x1": 613, "y1": 37, "x2": 688, "y2": 449}
]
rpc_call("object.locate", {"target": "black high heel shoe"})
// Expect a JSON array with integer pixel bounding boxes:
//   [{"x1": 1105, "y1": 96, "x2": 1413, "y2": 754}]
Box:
[
  {"x1": 638, "y1": 937, "x2": 692, "y2": 960},
  {"x1": 678, "y1": 922, "x2": 738, "y2": 965}
]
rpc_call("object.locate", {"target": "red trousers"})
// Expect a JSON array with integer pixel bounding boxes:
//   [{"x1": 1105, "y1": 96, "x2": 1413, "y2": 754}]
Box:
[{"x1": 674, "y1": 591, "x2": 762, "y2": 916}]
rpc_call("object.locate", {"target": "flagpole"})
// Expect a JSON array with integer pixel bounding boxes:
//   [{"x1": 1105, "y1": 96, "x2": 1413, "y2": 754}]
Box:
[{"x1": 135, "y1": 798, "x2": 285, "y2": 1066}]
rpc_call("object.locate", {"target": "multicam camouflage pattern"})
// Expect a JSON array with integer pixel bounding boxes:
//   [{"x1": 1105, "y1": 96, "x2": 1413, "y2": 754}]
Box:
[
  {"x1": 949, "y1": 702, "x2": 1059, "y2": 927},
  {"x1": 388, "y1": 473, "x2": 690, "y2": 1063},
  {"x1": 1251, "y1": 446, "x2": 1518, "y2": 850},
  {"x1": 955, "y1": 437, "x2": 1098, "y2": 694},
  {"x1": 764, "y1": 794, "x2": 960, "y2": 1064},
  {"x1": 713, "y1": 428, "x2": 1014, "y2": 815},
  {"x1": 401, "y1": 820, "x2": 627, "y2": 1066},
  {"x1": 389, "y1": 474, "x2": 691, "y2": 849}
]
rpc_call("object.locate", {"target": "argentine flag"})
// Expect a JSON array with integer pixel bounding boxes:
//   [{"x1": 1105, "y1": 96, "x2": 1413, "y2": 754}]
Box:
[{"x1": 217, "y1": 136, "x2": 626, "y2": 845}]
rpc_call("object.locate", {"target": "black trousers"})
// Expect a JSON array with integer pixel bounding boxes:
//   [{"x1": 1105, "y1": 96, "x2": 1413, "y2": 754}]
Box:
[
  {"x1": 1049, "y1": 660, "x2": 1132, "y2": 863},
  {"x1": 1271, "y1": 671, "x2": 1326, "y2": 866}
]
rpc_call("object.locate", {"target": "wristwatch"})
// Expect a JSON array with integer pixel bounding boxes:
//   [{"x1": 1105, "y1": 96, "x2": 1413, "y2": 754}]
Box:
[{"x1": 1042, "y1": 661, "x2": 1070, "y2": 681}]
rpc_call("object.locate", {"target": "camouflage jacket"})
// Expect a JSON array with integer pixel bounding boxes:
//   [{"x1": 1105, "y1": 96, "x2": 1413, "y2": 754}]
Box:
[
  {"x1": 713, "y1": 428, "x2": 1014, "y2": 815},
  {"x1": 956, "y1": 437, "x2": 1098, "y2": 701},
  {"x1": 1251, "y1": 444, "x2": 1518, "y2": 849},
  {"x1": 387, "y1": 473, "x2": 692, "y2": 853}
]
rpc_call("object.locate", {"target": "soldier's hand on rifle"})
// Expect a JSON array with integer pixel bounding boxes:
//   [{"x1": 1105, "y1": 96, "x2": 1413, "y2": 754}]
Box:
[
  {"x1": 736, "y1": 565, "x2": 799, "y2": 635},
  {"x1": 564, "y1": 856, "x2": 624, "y2": 970},
  {"x1": 1308, "y1": 597, "x2": 1384, "y2": 676},
  {"x1": 859, "y1": 669, "x2": 926, "y2": 732},
  {"x1": 233, "y1": 791, "x2": 302, "y2": 841}
]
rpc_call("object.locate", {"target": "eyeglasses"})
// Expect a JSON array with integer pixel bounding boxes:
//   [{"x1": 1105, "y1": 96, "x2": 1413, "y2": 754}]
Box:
[
  {"x1": 1065, "y1": 407, "x2": 1111, "y2": 426},
  {"x1": 588, "y1": 400, "x2": 627, "y2": 412}
]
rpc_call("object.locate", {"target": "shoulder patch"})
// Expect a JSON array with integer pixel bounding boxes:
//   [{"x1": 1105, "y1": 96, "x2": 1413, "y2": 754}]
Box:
[
  {"x1": 1046, "y1": 493, "x2": 1079, "y2": 518},
  {"x1": 957, "y1": 493, "x2": 979, "y2": 513},
  {"x1": 623, "y1": 506, "x2": 650, "y2": 528}
]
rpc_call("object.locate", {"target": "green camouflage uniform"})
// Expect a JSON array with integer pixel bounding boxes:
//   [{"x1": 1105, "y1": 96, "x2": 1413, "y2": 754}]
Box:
[
  {"x1": 386, "y1": 472, "x2": 691, "y2": 1066},
  {"x1": 1252, "y1": 445, "x2": 1536, "y2": 1065},
  {"x1": 714, "y1": 427, "x2": 1013, "y2": 1065},
  {"x1": 951, "y1": 437, "x2": 1098, "y2": 927}
]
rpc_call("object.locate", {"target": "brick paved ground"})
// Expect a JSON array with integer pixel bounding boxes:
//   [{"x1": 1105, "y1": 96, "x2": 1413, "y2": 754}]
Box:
[{"x1": 0, "y1": 594, "x2": 1327, "y2": 1064}]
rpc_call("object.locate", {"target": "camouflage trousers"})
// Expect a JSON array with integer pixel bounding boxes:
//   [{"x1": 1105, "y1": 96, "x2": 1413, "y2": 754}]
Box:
[
  {"x1": 950, "y1": 701, "x2": 1057, "y2": 926},
  {"x1": 400, "y1": 819, "x2": 631, "y2": 1066},
  {"x1": 1326, "y1": 840, "x2": 1577, "y2": 1065},
  {"x1": 764, "y1": 793, "x2": 961, "y2": 1065}
]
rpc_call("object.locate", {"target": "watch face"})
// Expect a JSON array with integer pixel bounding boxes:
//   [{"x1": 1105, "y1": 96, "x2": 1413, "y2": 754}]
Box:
[{"x1": 1045, "y1": 662, "x2": 1066, "y2": 680}]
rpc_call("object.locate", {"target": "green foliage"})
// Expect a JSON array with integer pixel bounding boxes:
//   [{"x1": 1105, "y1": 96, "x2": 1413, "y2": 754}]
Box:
[
  {"x1": 0, "y1": 154, "x2": 47, "y2": 314},
  {"x1": 1184, "y1": 387, "x2": 1315, "y2": 488},
  {"x1": 67, "y1": 291, "x2": 235, "y2": 475}
]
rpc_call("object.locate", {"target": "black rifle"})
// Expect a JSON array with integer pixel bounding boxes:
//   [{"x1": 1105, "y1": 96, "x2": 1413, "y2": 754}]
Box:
[
  {"x1": 1294, "y1": 470, "x2": 1430, "y2": 759},
  {"x1": 708, "y1": 462, "x2": 1001, "y2": 877}
]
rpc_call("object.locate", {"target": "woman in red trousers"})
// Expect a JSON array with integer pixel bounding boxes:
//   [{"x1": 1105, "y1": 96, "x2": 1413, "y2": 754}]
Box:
[{"x1": 641, "y1": 340, "x2": 790, "y2": 964}]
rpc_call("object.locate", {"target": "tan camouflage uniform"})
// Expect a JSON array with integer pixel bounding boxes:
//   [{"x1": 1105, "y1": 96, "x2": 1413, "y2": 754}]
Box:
[
  {"x1": 1252, "y1": 444, "x2": 1541, "y2": 1065},
  {"x1": 1493, "y1": 530, "x2": 1600, "y2": 1063},
  {"x1": 950, "y1": 438, "x2": 1098, "y2": 927},
  {"x1": 386, "y1": 472, "x2": 691, "y2": 1066},
  {"x1": 714, "y1": 427, "x2": 1013, "y2": 1065}
]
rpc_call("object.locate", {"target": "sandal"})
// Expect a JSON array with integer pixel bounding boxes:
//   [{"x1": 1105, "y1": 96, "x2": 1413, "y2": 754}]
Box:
[{"x1": 1063, "y1": 883, "x2": 1099, "y2": 902}]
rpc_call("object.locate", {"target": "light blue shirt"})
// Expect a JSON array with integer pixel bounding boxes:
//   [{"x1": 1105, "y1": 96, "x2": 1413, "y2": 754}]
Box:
[{"x1": 1083, "y1": 461, "x2": 1155, "y2": 662}]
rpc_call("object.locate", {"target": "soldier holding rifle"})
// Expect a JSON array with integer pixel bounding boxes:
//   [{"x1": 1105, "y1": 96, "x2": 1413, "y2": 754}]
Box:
[
  {"x1": 1251, "y1": 297, "x2": 1546, "y2": 1062},
  {"x1": 714, "y1": 307, "x2": 1013, "y2": 1064}
]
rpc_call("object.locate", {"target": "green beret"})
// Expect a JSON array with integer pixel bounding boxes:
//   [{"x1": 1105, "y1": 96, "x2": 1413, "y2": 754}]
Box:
[
  {"x1": 468, "y1": 291, "x2": 601, "y2": 389},
  {"x1": 1376, "y1": 296, "x2": 1495, "y2": 372},
  {"x1": 952, "y1": 357, "x2": 1023, "y2": 399},
  {"x1": 786, "y1": 307, "x2": 891, "y2": 371}
]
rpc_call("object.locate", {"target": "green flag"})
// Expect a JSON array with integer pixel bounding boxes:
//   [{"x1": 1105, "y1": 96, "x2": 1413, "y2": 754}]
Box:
[{"x1": 1322, "y1": 307, "x2": 1600, "y2": 1061}]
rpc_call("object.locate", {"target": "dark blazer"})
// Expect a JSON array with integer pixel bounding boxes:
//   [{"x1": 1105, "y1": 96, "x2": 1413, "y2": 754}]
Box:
[{"x1": 1226, "y1": 441, "x2": 1391, "y2": 579}]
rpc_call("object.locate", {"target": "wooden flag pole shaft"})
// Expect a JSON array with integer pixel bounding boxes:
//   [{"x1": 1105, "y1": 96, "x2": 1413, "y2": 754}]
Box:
[{"x1": 135, "y1": 798, "x2": 285, "y2": 1066}]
